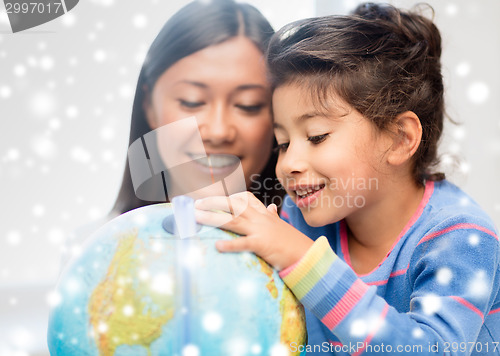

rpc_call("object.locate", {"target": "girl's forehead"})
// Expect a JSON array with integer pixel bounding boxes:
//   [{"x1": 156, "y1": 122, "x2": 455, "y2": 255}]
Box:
[{"x1": 272, "y1": 83, "x2": 353, "y2": 121}]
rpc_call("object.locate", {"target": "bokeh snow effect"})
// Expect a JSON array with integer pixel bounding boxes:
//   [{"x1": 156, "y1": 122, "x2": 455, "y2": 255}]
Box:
[{"x1": 0, "y1": 0, "x2": 498, "y2": 355}]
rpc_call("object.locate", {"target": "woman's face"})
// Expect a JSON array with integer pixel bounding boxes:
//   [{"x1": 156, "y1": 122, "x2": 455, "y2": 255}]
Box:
[{"x1": 144, "y1": 37, "x2": 273, "y2": 199}]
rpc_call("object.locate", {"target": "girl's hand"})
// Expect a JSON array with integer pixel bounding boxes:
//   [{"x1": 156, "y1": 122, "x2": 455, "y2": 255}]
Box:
[{"x1": 194, "y1": 192, "x2": 313, "y2": 271}]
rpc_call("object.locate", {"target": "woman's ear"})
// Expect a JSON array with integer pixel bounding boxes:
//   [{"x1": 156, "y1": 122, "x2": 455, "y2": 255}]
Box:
[
  {"x1": 387, "y1": 111, "x2": 422, "y2": 166},
  {"x1": 143, "y1": 85, "x2": 158, "y2": 130}
]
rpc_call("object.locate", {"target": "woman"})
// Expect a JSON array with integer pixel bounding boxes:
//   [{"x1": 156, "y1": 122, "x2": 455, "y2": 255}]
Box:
[{"x1": 111, "y1": 0, "x2": 284, "y2": 216}]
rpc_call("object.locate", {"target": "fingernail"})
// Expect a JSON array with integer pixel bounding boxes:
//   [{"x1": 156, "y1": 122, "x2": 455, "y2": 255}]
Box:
[{"x1": 215, "y1": 240, "x2": 225, "y2": 251}]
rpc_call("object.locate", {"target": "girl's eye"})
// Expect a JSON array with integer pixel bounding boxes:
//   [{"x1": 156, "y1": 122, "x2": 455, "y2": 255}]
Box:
[
  {"x1": 179, "y1": 100, "x2": 204, "y2": 109},
  {"x1": 273, "y1": 142, "x2": 289, "y2": 153},
  {"x1": 236, "y1": 104, "x2": 265, "y2": 114},
  {"x1": 308, "y1": 134, "x2": 329, "y2": 144}
]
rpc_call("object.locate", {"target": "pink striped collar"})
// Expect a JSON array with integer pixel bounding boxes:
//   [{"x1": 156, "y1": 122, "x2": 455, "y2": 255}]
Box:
[{"x1": 341, "y1": 180, "x2": 435, "y2": 277}]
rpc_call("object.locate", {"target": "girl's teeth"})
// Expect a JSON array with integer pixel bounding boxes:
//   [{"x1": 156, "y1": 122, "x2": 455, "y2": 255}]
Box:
[{"x1": 296, "y1": 185, "x2": 325, "y2": 198}]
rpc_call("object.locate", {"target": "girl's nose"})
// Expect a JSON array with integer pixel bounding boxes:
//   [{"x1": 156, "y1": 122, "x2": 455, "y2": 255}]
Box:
[{"x1": 277, "y1": 142, "x2": 308, "y2": 176}]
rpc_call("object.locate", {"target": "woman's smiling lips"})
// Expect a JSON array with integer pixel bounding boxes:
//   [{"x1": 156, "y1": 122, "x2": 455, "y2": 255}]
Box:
[{"x1": 186, "y1": 153, "x2": 242, "y2": 176}]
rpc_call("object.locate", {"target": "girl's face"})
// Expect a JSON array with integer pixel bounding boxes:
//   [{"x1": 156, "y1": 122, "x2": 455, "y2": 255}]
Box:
[
  {"x1": 273, "y1": 83, "x2": 393, "y2": 227},
  {"x1": 144, "y1": 37, "x2": 273, "y2": 198}
]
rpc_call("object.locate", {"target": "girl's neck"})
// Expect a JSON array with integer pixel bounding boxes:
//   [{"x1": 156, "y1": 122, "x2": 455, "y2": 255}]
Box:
[{"x1": 345, "y1": 178, "x2": 426, "y2": 275}]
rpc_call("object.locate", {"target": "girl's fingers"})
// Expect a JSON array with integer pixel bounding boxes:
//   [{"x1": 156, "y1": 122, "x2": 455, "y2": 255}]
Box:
[
  {"x1": 195, "y1": 195, "x2": 244, "y2": 215},
  {"x1": 194, "y1": 208, "x2": 233, "y2": 227},
  {"x1": 194, "y1": 209, "x2": 248, "y2": 235},
  {"x1": 215, "y1": 236, "x2": 256, "y2": 253},
  {"x1": 266, "y1": 203, "x2": 278, "y2": 215},
  {"x1": 195, "y1": 192, "x2": 266, "y2": 216}
]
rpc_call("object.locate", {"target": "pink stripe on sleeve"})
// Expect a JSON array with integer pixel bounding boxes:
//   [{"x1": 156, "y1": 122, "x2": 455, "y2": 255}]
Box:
[
  {"x1": 353, "y1": 304, "x2": 390, "y2": 356},
  {"x1": 418, "y1": 223, "x2": 498, "y2": 245},
  {"x1": 321, "y1": 279, "x2": 369, "y2": 330},
  {"x1": 450, "y1": 296, "x2": 484, "y2": 321},
  {"x1": 488, "y1": 307, "x2": 500, "y2": 315}
]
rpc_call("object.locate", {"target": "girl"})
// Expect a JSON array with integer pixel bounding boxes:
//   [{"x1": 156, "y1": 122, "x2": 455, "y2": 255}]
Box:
[{"x1": 195, "y1": 3, "x2": 500, "y2": 355}]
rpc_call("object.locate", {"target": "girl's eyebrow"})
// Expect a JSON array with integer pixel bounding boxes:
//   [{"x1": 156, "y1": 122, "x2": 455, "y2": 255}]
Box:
[{"x1": 273, "y1": 111, "x2": 324, "y2": 129}]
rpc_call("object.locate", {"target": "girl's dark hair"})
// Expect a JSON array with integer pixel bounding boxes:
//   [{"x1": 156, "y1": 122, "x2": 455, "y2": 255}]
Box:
[
  {"x1": 267, "y1": 2, "x2": 445, "y2": 185},
  {"x1": 111, "y1": 0, "x2": 282, "y2": 216}
]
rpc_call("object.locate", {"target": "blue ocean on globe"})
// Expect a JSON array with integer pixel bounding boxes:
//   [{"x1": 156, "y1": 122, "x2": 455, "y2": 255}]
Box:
[{"x1": 47, "y1": 203, "x2": 307, "y2": 356}]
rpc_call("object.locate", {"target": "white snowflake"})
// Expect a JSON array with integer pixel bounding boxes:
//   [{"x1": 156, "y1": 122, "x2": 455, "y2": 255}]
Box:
[
  {"x1": 132, "y1": 14, "x2": 148, "y2": 28},
  {"x1": 66, "y1": 105, "x2": 79, "y2": 119},
  {"x1": 452, "y1": 126, "x2": 466, "y2": 141},
  {"x1": 39, "y1": 55, "x2": 54, "y2": 70},
  {"x1": 421, "y1": 294, "x2": 442, "y2": 315},
  {"x1": 5, "y1": 148, "x2": 20, "y2": 161},
  {"x1": 468, "y1": 233, "x2": 480, "y2": 246},
  {"x1": 445, "y1": 3, "x2": 459, "y2": 17},
  {"x1": 270, "y1": 343, "x2": 289, "y2": 356},
  {"x1": 70, "y1": 146, "x2": 92, "y2": 164},
  {"x1": 118, "y1": 84, "x2": 133, "y2": 98},
  {"x1": 32, "y1": 204, "x2": 45, "y2": 217},
  {"x1": 94, "y1": 49, "x2": 107, "y2": 62},
  {"x1": 468, "y1": 270, "x2": 490, "y2": 298},
  {"x1": 150, "y1": 273, "x2": 174, "y2": 295},
  {"x1": 251, "y1": 344, "x2": 262, "y2": 354},
  {"x1": 237, "y1": 279, "x2": 257, "y2": 299},
  {"x1": 225, "y1": 337, "x2": 249, "y2": 356},
  {"x1": 31, "y1": 135, "x2": 57, "y2": 159},
  {"x1": 467, "y1": 82, "x2": 490, "y2": 104},
  {"x1": 0, "y1": 85, "x2": 11, "y2": 98},
  {"x1": 436, "y1": 267, "x2": 453, "y2": 285},
  {"x1": 412, "y1": 327, "x2": 424, "y2": 339},
  {"x1": 202, "y1": 311, "x2": 223, "y2": 333},
  {"x1": 30, "y1": 91, "x2": 56, "y2": 117},
  {"x1": 182, "y1": 345, "x2": 200, "y2": 356},
  {"x1": 46, "y1": 291, "x2": 62, "y2": 307},
  {"x1": 47, "y1": 227, "x2": 65, "y2": 245},
  {"x1": 455, "y1": 62, "x2": 470, "y2": 77},
  {"x1": 13, "y1": 64, "x2": 26, "y2": 76},
  {"x1": 97, "y1": 322, "x2": 108, "y2": 334},
  {"x1": 49, "y1": 118, "x2": 61, "y2": 130},
  {"x1": 62, "y1": 12, "x2": 76, "y2": 27},
  {"x1": 6, "y1": 230, "x2": 22, "y2": 246},
  {"x1": 100, "y1": 126, "x2": 115, "y2": 140},
  {"x1": 122, "y1": 305, "x2": 134, "y2": 317}
]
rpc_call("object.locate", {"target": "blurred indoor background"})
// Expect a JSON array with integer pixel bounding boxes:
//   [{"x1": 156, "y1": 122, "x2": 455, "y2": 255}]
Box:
[{"x1": 1, "y1": 0, "x2": 498, "y2": 355}]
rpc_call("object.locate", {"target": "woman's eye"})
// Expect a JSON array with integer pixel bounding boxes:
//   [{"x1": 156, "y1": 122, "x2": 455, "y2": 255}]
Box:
[
  {"x1": 179, "y1": 100, "x2": 204, "y2": 109},
  {"x1": 236, "y1": 104, "x2": 264, "y2": 114},
  {"x1": 308, "y1": 134, "x2": 329, "y2": 144},
  {"x1": 273, "y1": 142, "x2": 289, "y2": 153}
]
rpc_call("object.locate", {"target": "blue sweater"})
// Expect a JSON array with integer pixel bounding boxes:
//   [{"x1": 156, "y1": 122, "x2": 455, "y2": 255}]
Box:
[{"x1": 279, "y1": 180, "x2": 499, "y2": 355}]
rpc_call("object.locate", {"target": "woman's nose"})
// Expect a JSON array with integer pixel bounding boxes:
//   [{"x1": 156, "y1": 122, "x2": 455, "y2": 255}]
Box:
[{"x1": 198, "y1": 105, "x2": 237, "y2": 146}]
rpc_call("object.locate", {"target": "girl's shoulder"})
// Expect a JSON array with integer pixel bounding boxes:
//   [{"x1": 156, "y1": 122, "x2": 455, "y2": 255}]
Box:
[
  {"x1": 408, "y1": 180, "x2": 499, "y2": 257},
  {"x1": 426, "y1": 180, "x2": 497, "y2": 233}
]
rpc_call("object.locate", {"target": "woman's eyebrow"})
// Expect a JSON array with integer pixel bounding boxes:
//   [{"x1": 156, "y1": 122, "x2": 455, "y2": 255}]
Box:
[
  {"x1": 234, "y1": 84, "x2": 267, "y2": 91},
  {"x1": 176, "y1": 80, "x2": 208, "y2": 89}
]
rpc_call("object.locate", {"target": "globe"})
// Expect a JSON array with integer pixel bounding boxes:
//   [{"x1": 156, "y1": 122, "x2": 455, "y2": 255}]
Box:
[{"x1": 48, "y1": 203, "x2": 307, "y2": 356}]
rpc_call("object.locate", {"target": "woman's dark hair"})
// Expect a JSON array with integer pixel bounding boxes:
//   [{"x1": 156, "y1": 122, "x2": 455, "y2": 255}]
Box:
[
  {"x1": 267, "y1": 2, "x2": 445, "y2": 185},
  {"x1": 111, "y1": 0, "x2": 283, "y2": 215}
]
